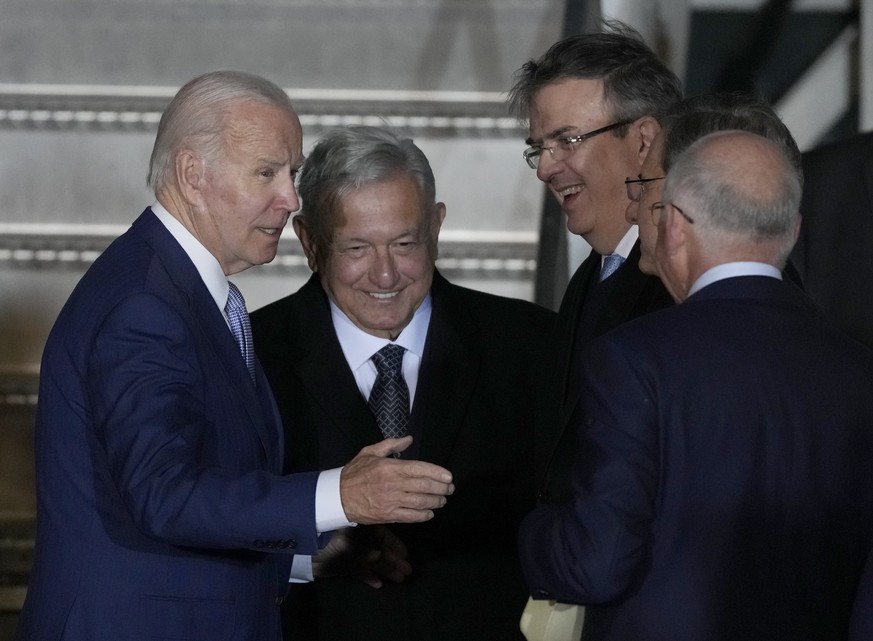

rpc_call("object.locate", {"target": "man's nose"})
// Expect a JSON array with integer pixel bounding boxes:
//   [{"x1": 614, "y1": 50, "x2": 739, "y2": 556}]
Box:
[
  {"x1": 535, "y1": 149, "x2": 561, "y2": 183},
  {"x1": 277, "y1": 173, "x2": 300, "y2": 212},
  {"x1": 370, "y1": 248, "x2": 399, "y2": 288}
]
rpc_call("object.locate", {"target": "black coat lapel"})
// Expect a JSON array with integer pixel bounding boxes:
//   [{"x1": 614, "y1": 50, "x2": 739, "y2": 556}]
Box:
[{"x1": 410, "y1": 272, "x2": 481, "y2": 465}]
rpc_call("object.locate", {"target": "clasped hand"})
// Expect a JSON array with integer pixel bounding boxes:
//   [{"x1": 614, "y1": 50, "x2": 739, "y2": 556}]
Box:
[{"x1": 313, "y1": 525, "x2": 411, "y2": 589}]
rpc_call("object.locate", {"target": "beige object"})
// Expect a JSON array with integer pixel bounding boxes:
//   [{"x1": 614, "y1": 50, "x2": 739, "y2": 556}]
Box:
[{"x1": 519, "y1": 596, "x2": 586, "y2": 641}]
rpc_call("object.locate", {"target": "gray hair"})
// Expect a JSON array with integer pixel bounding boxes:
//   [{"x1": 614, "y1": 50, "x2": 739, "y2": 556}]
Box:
[
  {"x1": 507, "y1": 19, "x2": 682, "y2": 136},
  {"x1": 664, "y1": 130, "x2": 801, "y2": 263},
  {"x1": 146, "y1": 70, "x2": 296, "y2": 192},
  {"x1": 296, "y1": 125, "x2": 439, "y2": 252},
  {"x1": 660, "y1": 92, "x2": 803, "y2": 188}
]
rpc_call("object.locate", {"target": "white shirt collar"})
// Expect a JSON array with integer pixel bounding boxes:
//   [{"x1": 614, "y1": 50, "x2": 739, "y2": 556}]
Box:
[
  {"x1": 330, "y1": 293, "x2": 432, "y2": 369},
  {"x1": 689, "y1": 261, "x2": 782, "y2": 297},
  {"x1": 152, "y1": 202, "x2": 229, "y2": 312},
  {"x1": 598, "y1": 226, "x2": 638, "y2": 272}
]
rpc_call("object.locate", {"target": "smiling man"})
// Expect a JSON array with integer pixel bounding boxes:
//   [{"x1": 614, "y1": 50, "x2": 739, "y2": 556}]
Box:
[
  {"x1": 251, "y1": 125, "x2": 556, "y2": 641},
  {"x1": 507, "y1": 20, "x2": 681, "y2": 509}
]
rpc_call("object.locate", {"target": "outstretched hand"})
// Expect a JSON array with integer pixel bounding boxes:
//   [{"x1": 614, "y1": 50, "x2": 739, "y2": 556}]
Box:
[{"x1": 340, "y1": 436, "x2": 454, "y2": 525}]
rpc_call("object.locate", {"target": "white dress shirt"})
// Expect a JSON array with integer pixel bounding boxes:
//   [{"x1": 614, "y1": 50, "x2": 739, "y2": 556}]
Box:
[
  {"x1": 329, "y1": 294, "x2": 432, "y2": 406},
  {"x1": 689, "y1": 261, "x2": 782, "y2": 297},
  {"x1": 600, "y1": 225, "x2": 639, "y2": 272}
]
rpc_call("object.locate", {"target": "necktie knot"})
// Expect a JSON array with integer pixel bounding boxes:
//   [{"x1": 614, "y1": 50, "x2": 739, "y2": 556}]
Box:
[
  {"x1": 368, "y1": 343, "x2": 410, "y2": 441},
  {"x1": 225, "y1": 282, "x2": 256, "y2": 384},
  {"x1": 600, "y1": 253, "x2": 625, "y2": 281},
  {"x1": 371, "y1": 343, "x2": 406, "y2": 377}
]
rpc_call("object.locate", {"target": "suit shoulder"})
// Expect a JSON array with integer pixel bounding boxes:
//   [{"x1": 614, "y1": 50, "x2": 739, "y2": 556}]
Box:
[
  {"x1": 250, "y1": 292, "x2": 295, "y2": 322},
  {"x1": 249, "y1": 292, "x2": 299, "y2": 343},
  {"x1": 443, "y1": 282, "x2": 554, "y2": 319}
]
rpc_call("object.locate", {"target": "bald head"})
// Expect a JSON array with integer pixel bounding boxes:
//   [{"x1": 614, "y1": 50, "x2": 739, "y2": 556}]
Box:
[
  {"x1": 664, "y1": 130, "x2": 801, "y2": 255},
  {"x1": 651, "y1": 131, "x2": 802, "y2": 302}
]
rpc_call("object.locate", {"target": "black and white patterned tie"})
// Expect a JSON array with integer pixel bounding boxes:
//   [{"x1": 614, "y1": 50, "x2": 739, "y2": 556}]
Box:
[
  {"x1": 225, "y1": 281, "x2": 256, "y2": 385},
  {"x1": 368, "y1": 344, "x2": 410, "y2": 440}
]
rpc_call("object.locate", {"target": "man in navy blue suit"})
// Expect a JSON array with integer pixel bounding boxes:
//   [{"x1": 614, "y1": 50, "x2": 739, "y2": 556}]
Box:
[
  {"x1": 15, "y1": 71, "x2": 454, "y2": 641},
  {"x1": 519, "y1": 130, "x2": 873, "y2": 640}
]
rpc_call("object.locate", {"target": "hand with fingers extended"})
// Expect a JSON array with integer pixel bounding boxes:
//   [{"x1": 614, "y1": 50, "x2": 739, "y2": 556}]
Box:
[
  {"x1": 340, "y1": 436, "x2": 454, "y2": 525},
  {"x1": 313, "y1": 525, "x2": 412, "y2": 589}
]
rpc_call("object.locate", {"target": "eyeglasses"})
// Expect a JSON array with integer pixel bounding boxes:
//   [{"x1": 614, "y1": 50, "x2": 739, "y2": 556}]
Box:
[
  {"x1": 625, "y1": 176, "x2": 665, "y2": 202},
  {"x1": 649, "y1": 201, "x2": 695, "y2": 225},
  {"x1": 523, "y1": 120, "x2": 633, "y2": 169}
]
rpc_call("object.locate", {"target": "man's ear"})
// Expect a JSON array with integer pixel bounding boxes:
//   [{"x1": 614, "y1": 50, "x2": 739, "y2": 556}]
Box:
[
  {"x1": 662, "y1": 203, "x2": 689, "y2": 257},
  {"x1": 434, "y1": 202, "x2": 447, "y2": 234},
  {"x1": 635, "y1": 116, "x2": 661, "y2": 163},
  {"x1": 428, "y1": 202, "x2": 447, "y2": 260},
  {"x1": 176, "y1": 150, "x2": 206, "y2": 205},
  {"x1": 292, "y1": 216, "x2": 319, "y2": 272}
]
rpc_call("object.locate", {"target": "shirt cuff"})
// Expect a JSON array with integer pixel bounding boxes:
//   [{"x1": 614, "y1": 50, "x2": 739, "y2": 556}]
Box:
[
  {"x1": 315, "y1": 467, "x2": 355, "y2": 533},
  {"x1": 288, "y1": 555, "x2": 313, "y2": 583}
]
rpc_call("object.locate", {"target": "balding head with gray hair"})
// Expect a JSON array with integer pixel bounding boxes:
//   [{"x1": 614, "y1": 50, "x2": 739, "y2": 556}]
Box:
[{"x1": 663, "y1": 130, "x2": 802, "y2": 266}]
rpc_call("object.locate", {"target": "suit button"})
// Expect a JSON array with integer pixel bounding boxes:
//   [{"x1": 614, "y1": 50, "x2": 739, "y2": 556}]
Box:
[{"x1": 275, "y1": 594, "x2": 285, "y2": 606}]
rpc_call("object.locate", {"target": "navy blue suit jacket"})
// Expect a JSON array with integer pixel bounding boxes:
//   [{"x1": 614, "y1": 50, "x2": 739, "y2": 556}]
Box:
[
  {"x1": 16, "y1": 209, "x2": 322, "y2": 641},
  {"x1": 536, "y1": 242, "x2": 673, "y2": 505},
  {"x1": 251, "y1": 272, "x2": 556, "y2": 641},
  {"x1": 520, "y1": 275, "x2": 873, "y2": 641}
]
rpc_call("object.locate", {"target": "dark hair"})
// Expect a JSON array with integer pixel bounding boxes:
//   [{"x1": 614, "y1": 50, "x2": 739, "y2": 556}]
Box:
[
  {"x1": 507, "y1": 19, "x2": 682, "y2": 135},
  {"x1": 660, "y1": 92, "x2": 803, "y2": 187}
]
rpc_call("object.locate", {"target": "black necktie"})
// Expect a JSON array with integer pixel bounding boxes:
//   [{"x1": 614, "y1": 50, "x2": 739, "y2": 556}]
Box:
[{"x1": 368, "y1": 344, "x2": 410, "y2": 439}]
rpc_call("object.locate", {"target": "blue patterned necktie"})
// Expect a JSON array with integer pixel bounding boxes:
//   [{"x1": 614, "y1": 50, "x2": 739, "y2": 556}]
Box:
[
  {"x1": 600, "y1": 253, "x2": 625, "y2": 282},
  {"x1": 225, "y1": 281, "x2": 256, "y2": 385},
  {"x1": 368, "y1": 344, "x2": 410, "y2": 440}
]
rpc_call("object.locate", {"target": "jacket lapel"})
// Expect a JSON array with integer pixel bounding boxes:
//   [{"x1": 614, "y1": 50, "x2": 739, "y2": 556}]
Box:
[
  {"x1": 133, "y1": 208, "x2": 282, "y2": 472},
  {"x1": 287, "y1": 278, "x2": 382, "y2": 450},
  {"x1": 411, "y1": 272, "x2": 481, "y2": 465}
]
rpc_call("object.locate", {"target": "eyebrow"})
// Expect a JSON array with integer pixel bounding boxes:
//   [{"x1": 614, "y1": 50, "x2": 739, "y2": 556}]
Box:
[{"x1": 525, "y1": 125, "x2": 577, "y2": 147}]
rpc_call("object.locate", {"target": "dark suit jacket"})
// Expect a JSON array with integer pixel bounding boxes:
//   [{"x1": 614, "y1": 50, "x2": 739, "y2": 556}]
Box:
[
  {"x1": 537, "y1": 241, "x2": 673, "y2": 504},
  {"x1": 790, "y1": 130, "x2": 873, "y2": 348},
  {"x1": 251, "y1": 272, "x2": 556, "y2": 641},
  {"x1": 16, "y1": 209, "x2": 321, "y2": 641},
  {"x1": 520, "y1": 275, "x2": 873, "y2": 641}
]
